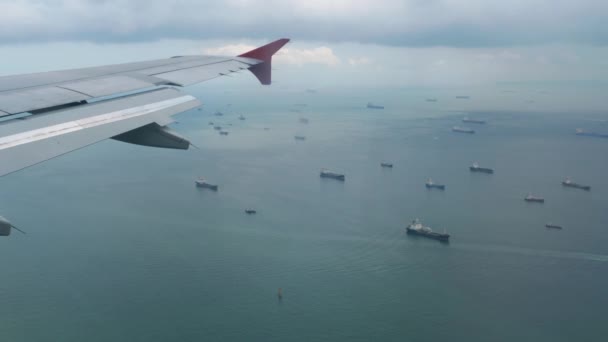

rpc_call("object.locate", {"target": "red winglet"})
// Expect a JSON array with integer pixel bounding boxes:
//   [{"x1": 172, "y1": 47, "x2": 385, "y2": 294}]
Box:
[{"x1": 238, "y1": 38, "x2": 290, "y2": 85}]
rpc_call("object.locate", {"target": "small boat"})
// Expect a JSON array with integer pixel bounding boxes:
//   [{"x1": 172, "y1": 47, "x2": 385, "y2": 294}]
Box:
[
  {"x1": 426, "y1": 98, "x2": 438, "y2": 102},
  {"x1": 195, "y1": 178, "x2": 218, "y2": 191},
  {"x1": 208, "y1": 122, "x2": 214, "y2": 125},
  {"x1": 294, "y1": 135, "x2": 306, "y2": 141},
  {"x1": 277, "y1": 287, "x2": 283, "y2": 300},
  {"x1": 425, "y1": 178, "x2": 446, "y2": 190},
  {"x1": 299, "y1": 118, "x2": 309, "y2": 124},
  {"x1": 545, "y1": 223, "x2": 563, "y2": 229},
  {"x1": 214, "y1": 126, "x2": 222, "y2": 130},
  {"x1": 525, "y1": 193, "x2": 544, "y2": 203},
  {"x1": 214, "y1": 111, "x2": 224, "y2": 116},
  {"x1": 320, "y1": 169, "x2": 345, "y2": 181},
  {"x1": 219, "y1": 131, "x2": 229, "y2": 135},
  {"x1": 245, "y1": 209, "x2": 257, "y2": 214},
  {"x1": 239, "y1": 115, "x2": 246, "y2": 120},
  {"x1": 380, "y1": 162, "x2": 393, "y2": 168}
]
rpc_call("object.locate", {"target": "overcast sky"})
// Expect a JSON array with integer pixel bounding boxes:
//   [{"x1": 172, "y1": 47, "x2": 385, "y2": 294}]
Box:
[{"x1": 1, "y1": 0, "x2": 607, "y2": 88}]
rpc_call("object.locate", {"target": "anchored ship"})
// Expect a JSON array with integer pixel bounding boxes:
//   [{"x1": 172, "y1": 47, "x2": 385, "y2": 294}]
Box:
[
  {"x1": 545, "y1": 223, "x2": 563, "y2": 229},
  {"x1": 452, "y1": 126, "x2": 475, "y2": 134},
  {"x1": 195, "y1": 178, "x2": 218, "y2": 191},
  {"x1": 470, "y1": 162, "x2": 494, "y2": 174},
  {"x1": 367, "y1": 102, "x2": 384, "y2": 109},
  {"x1": 425, "y1": 178, "x2": 446, "y2": 190},
  {"x1": 462, "y1": 117, "x2": 485, "y2": 124},
  {"x1": 562, "y1": 177, "x2": 590, "y2": 191},
  {"x1": 406, "y1": 219, "x2": 449, "y2": 242},
  {"x1": 525, "y1": 193, "x2": 544, "y2": 203},
  {"x1": 575, "y1": 128, "x2": 608, "y2": 138},
  {"x1": 320, "y1": 169, "x2": 345, "y2": 181}
]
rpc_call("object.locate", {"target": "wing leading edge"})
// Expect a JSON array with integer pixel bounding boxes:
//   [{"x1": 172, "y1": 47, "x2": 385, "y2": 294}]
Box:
[{"x1": 0, "y1": 38, "x2": 290, "y2": 177}]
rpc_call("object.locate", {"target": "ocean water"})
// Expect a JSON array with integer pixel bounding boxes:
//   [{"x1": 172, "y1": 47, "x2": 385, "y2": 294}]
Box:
[{"x1": 1, "y1": 85, "x2": 607, "y2": 341}]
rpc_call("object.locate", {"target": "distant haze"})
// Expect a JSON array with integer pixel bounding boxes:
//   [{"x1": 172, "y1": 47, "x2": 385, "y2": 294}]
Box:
[{"x1": 1, "y1": 1, "x2": 608, "y2": 93}]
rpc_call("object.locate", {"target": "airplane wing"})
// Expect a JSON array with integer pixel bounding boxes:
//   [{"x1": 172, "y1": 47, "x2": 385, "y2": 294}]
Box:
[{"x1": 0, "y1": 38, "x2": 290, "y2": 177}]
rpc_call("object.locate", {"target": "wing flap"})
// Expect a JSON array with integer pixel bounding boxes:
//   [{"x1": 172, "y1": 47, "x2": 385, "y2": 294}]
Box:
[
  {"x1": 0, "y1": 88, "x2": 199, "y2": 176},
  {"x1": 150, "y1": 59, "x2": 254, "y2": 86},
  {"x1": 60, "y1": 75, "x2": 154, "y2": 98},
  {"x1": 0, "y1": 86, "x2": 90, "y2": 114}
]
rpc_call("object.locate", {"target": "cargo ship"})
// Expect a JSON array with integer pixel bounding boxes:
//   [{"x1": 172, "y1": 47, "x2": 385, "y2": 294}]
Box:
[
  {"x1": 367, "y1": 102, "x2": 384, "y2": 109},
  {"x1": 545, "y1": 223, "x2": 563, "y2": 230},
  {"x1": 462, "y1": 117, "x2": 485, "y2": 124},
  {"x1": 380, "y1": 162, "x2": 393, "y2": 168},
  {"x1": 406, "y1": 219, "x2": 449, "y2": 242},
  {"x1": 452, "y1": 126, "x2": 475, "y2": 134},
  {"x1": 320, "y1": 169, "x2": 345, "y2": 181},
  {"x1": 469, "y1": 162, "x2": 494, "y2": 174},
  {"x1": 575, "y1": 128, "x2": 608, "y2": 138},
  {"x1": 525, "y1": 193, "x2": 545, "y2": 203},
  {"x1": 425, "y1": 178, "x2": 446, "y2": 190},
  {"x1": 562, "y1": 177, "x2": 590, "y2": 191},
  {"x1": 195, "y1": 178, "x2": 218, "y2": 191}
]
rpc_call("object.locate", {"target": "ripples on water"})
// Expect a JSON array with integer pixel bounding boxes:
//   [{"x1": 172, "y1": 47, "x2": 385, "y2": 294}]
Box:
[{"x1": 0, "y1": 87, "x2": 607, "y2": 341}]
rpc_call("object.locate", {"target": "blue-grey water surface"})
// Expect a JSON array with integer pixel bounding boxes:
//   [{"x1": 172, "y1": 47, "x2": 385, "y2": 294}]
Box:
[{"x1": 1, "y1": 85, "x2": 607, "y2": 341}]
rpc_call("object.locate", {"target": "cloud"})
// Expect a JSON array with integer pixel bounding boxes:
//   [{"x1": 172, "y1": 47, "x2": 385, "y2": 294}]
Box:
[
  {"x1": 0, "y1": 0, "x2": 607, "y2": 47},
  {"x1": 204, "y1": 43, "x2": 340, "y2": 66},
  {"x1": 347, "y1": 57, "x2": 372, "y2": 67},
  {"x1": 203, "y1": 44, "x2": 256, "y2": 56},
  {"x1": 275, "y1": 47, "x2": 340, "y2": 67}
]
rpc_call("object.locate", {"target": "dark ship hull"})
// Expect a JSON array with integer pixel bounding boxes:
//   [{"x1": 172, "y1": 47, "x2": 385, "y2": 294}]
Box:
[
  {"x1": 425, "y1": 184, "x2": 446, "y2": 190},
  {"x1": 367, "y1": 103, "x2": 384, "y2": 109},
  {"x1": 320, "y1": 172, "x2": 345, "y2": 181},
  {"x1": 406, "y1": 227, "x2": 450, "y2": 242},
  {"x1": 470, "y1": 166, "x2": 494, "y2": 174},
  {"x1": 562, "y1": 182, "x2": 590, "y2": 191}
]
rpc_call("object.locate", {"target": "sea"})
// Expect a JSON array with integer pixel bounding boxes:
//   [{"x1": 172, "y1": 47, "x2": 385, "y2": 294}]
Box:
[{"x1": 1, "y1": 84, "x2": 607, "y2": 341}]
